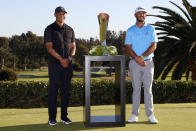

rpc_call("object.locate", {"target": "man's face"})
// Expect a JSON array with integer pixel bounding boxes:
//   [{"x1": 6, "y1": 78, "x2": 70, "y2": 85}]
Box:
[
  {"x1": 54, "y1": 12, "x2": 66, "y2": 23},
  {"x1": 135, "y1": 11, "x2": 146, "y2": 22}
]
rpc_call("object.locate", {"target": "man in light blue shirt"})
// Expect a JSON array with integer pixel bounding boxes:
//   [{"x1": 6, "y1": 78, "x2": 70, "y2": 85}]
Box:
[{"x1": 125, "y1": 6, "x2": 158, "y2": 124}]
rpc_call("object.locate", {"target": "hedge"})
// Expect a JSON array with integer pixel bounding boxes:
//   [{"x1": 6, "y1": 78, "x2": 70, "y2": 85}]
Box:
[{"x1": 0, "y1": 80, "x2": 195, "y2": 108}]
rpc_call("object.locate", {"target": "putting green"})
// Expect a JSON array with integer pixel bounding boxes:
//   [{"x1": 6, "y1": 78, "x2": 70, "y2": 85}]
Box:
[{"x1": 0, "y1": 103, "x2": 196, "y2": 131}]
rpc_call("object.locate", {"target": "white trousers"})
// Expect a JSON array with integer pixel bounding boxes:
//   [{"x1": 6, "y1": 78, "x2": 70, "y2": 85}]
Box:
[{"x1": 129, "y1": 58, "x2": 154, "y2": 117}]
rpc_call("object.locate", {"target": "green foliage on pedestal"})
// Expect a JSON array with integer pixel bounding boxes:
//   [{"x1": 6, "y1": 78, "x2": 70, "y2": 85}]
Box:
[{"x1": 89, "y1": 45, "x2": 118, "y2": 56}]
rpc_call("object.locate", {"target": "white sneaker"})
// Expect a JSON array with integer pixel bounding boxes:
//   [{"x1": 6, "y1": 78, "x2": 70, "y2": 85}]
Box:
[
  {"x1": 148, "y1": 114, "x2": 158, "y2": 124},
  {"x1": 128, "y1": 114, "x2": 138, "y2": 123}
]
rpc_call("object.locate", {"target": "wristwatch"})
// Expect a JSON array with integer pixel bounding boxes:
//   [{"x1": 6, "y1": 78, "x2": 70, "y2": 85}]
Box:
[{"x1": 68, "y1": 56, "x2": 72, "y2": 61}]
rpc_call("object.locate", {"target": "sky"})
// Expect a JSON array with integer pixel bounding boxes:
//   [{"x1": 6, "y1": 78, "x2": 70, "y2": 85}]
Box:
[{"x1": 0, "y1": 0, "x2": 196, "y2": 39}]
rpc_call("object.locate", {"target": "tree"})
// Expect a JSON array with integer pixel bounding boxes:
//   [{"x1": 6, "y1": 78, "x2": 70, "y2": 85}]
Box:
[
  {"x1": 106, "y1": 30, "x2": 126, "y2": 55},
  {"x1": 9, "y1": 31, "x2": 45, "y2": 70},
  {"x1": 26, "y1": 32, "x2": 45, "y2": 69},
  {"x1": 150, "y1": 0, "x2": 196, "y2": 80},
  {"x1": 74, "y1": 42, "x2": 89, "y2": 66},
  {"x1": 10, "y1": 34, "x2": 29, "y2": 70},
  {"x1": 0, "y1": 37, "x2": 10, "y2": 69}
]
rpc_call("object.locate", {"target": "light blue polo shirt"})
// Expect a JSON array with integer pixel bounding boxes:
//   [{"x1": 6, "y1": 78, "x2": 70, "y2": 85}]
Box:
[{"x1": 125, "y1": 24, "x2": 158, "y2": 60}]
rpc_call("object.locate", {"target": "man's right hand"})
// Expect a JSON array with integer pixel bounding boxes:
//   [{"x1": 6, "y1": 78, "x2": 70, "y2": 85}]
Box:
[
  {"x1": 138, "y1": 61, "x2": 147, "y2": 67},
  {"x1": 59, "y1": 58, "x2": 70, "y2": 68},
  {"x1": 134, "y1": 56, "x2": 147, "y2": 67}
]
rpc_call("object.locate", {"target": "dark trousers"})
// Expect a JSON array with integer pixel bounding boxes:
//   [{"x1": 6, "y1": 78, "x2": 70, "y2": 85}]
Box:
[{"x1": 48, "y1": 62, "x2": 73, "y2": 121}]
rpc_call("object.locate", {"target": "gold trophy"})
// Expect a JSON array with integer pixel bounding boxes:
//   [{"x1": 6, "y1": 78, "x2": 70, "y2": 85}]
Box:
[
  {"x1": 89, "y1": 13, "x2": 117, "y2": 56},
  {"x1": 98, "y1": 13, "x2": 109, "y2": 55}
]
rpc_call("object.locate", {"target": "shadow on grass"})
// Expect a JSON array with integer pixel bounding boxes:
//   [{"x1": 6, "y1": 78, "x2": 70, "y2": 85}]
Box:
[
  {"x1": 18, "y1": 75, "x2": 49, "y2": 78},
  {"x1": 0, "y1": 121, "x2": 121, "y2": 131},
  {"x1": 18, "y1": 73, "x2": 108, "y2": 79},
  {"x1": 126, "y1": 121, "x2": 152, "y2": 124}
]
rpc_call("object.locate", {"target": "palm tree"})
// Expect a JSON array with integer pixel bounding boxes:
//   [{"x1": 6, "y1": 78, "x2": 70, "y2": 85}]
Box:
[{"x1": 149, "y1": 0, "x2": 196, "y2": 80}]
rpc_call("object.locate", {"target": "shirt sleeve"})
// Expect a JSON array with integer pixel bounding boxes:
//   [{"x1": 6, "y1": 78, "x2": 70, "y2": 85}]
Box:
[
  {"x1": 150, "y1": 27, "x2": 158, "y2": 43},
  {"x1": 44, "y1": 26, "x2": 52, "y2": 43},
  {"x1": 124, "y1": 30, "x2": 132, "y2": 45},
  {"x1": 71, "y1": 28, "x2": 75, "y2": 42}
]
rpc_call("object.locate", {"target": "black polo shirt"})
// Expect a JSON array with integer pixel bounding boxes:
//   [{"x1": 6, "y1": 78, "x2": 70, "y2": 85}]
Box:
[{"x1": 44, "y1": 21, "x2": 75, "y2": 63}]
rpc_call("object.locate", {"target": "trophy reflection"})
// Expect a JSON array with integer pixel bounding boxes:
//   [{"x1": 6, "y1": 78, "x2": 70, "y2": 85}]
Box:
[{"x1": 98, "y1": 13, "x2": 109, "y2": 55}]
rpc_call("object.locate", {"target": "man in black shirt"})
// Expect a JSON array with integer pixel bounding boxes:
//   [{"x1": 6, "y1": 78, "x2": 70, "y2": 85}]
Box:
[{"x1": 44, "y1": 6, "x2": 76, "y2": 126}]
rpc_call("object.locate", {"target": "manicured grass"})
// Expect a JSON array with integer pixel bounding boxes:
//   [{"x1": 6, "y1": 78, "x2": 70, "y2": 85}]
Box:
[
  {"x1": 16, "y1": 67, "x2": 192, "y2": 81},
  {"x1": 0, "y1": 103, "x2": 196, "y2": 131},
  {"x1": 16, "y1": 68, "x2": 130, "y2": 81},
  {"x1": 16, "y1": 68, "x2": 49, "y2": 81}
]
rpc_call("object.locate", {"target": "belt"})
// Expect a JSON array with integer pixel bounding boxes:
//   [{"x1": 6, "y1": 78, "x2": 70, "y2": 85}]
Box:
[
  {"x1": 130, "y1": 58, "x2": 152, "y2": 61},
  {"x1": 144, "y1": 58, "x2": 152, "y2": 61}
]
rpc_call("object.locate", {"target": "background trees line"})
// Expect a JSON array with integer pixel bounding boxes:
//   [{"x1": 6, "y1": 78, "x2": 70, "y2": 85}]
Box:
[
  {"x1": 0, "y1": 31, "x2": 46, "y2": 70},
  {"x1": 0, "y1": 30, "x2": 126, "y2": 71},
  {"x1": 0, "y1": 29, "x2": 195, "y2": 80}
]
